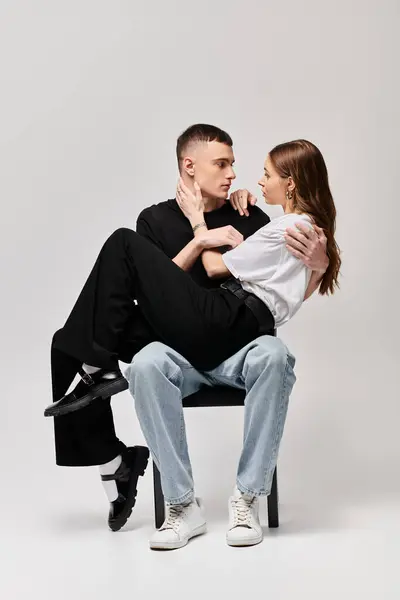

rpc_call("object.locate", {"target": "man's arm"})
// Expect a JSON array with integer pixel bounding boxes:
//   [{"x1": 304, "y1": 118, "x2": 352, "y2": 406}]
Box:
[
  {"x1": 285, "y1": 223, "x2": 329, "y2": 300},
  {"x1": 304, "y1": 271, "x2": 324, "y2": 300}
]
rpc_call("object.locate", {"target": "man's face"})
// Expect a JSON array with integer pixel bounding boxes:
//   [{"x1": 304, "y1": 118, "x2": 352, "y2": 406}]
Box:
[{"x1": 183, "y1": 141, "x2": 236, "y2": 200}]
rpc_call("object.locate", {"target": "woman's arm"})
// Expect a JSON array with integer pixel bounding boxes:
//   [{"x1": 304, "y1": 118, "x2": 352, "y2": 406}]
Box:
[
  {"x1": 192, "y1": 227, "x2": 239, "y2": 279},
  {"x1": 200, "y1": 249, "x2": 232, "y2": 279},
  {"x1": 172, "y1": 237, "x2": 205, "y2": 271},
  {"x1": 173, "y1": 225, "x2": 242, "y2": 277},
  {"x1": 189, "y1": 225, "x2": 242, "y2": 279}
]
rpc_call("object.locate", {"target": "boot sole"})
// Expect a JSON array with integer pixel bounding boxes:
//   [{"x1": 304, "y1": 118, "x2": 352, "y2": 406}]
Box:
[
  {"x1": 150, "y1": 523, "x2": 207, "y2": 550},
  {"x1": 109, "y1": 446, "x2": 150, "y2": 532},
  {"x1": 44, "y1": 377, "x2": 129, "y2": 417}
]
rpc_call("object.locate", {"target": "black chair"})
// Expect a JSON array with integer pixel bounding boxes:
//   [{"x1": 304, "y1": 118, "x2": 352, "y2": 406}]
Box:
[{"x1": 153, "y1": 384, "x2": 279, "y2": 529}]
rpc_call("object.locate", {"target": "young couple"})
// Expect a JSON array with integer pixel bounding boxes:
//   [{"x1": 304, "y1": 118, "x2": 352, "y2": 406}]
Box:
[{"x1": 45, "y1": 124, "x2": 340, "y2": 550}]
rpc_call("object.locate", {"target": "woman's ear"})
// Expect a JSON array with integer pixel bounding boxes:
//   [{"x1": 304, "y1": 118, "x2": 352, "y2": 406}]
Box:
[{"x1": 287, "y1": 176, "x2": 296, "y2": 193}]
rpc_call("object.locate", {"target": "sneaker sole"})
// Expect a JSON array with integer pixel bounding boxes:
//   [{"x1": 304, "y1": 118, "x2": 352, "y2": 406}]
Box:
[
  {"x1": 150, "y1": 523, "x2": 207, "y2": 550},
  {"x1": 109, "y1": 446, "x2": 150, "y2": 532},
  {"x1": 44, "y1": 377, "x2": 129, "y2": 417},
  {"x1": 226, "y1": 532, "x2": 263, "y2": 547}
]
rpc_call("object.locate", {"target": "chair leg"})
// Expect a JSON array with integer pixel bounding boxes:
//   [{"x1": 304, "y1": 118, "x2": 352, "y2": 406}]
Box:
[
  {"x1": 267, "y1": 467, "x2": 279, "y2": 528},
  {"x1": 153, "y1": 461, "x2": 165, "y2": 529}
]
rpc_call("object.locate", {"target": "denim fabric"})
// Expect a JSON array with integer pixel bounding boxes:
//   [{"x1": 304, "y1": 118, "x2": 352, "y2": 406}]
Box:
[{"x1": 124, "y1": 336, "x2": 296, "y2": 504}]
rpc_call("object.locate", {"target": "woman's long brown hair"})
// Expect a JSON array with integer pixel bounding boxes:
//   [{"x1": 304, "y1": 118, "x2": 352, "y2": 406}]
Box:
[{"x1": 269, "y1": 139, "x2": 341, "y2": 295}]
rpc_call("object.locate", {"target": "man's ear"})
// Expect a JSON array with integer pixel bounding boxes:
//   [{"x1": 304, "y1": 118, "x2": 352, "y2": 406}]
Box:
[{"x1": 181, "y1": 157, "x2": 195, "y2": 177}]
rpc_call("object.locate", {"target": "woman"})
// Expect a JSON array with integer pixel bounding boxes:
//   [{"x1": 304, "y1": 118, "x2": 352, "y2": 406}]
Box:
[{"x1": 45, "y1": 139, "x2": 341, "y2": 417}]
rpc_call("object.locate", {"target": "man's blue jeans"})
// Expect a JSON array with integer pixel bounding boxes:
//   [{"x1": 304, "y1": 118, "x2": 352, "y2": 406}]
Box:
[{"x1": 124, "y1": 336, "x2": 296, "y2": 505}]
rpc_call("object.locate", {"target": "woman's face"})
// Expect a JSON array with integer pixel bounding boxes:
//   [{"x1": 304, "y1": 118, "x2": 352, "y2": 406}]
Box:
[{"x1": 258, "y1": 154, "x2": 291, "y2": 208}]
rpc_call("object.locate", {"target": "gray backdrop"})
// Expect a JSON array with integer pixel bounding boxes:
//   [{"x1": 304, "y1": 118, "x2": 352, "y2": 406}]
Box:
[{"x1": 0, "y1": 1, "x2": 398, "y2": 597}]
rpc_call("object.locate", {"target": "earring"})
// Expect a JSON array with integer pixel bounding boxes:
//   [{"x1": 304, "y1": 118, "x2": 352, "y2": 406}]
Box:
[{"x1": 286, "y1": 190, "x2": 293, "y2": 201}]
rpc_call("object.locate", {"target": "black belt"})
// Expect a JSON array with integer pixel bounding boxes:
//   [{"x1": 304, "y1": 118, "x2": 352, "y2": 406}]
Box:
[{"x1": 220, "y1": 277, "x2": 275, "y2": 335}]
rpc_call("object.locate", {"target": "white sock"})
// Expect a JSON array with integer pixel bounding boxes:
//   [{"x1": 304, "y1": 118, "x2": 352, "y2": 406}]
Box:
[
  {"x1": 82, "y1": 363, "x2": 101, "y2": 374},
  {"x1": 99, "y1": 455, "x2": 122, "y2": 502},
  {"x1": 83, "y1": 363, "x2": 117, "y2": 379}
]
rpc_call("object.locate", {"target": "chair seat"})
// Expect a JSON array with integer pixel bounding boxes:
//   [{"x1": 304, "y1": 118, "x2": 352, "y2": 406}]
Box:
[{"x1": 183, "y1": 385, "x2": 246, "y2": 408}]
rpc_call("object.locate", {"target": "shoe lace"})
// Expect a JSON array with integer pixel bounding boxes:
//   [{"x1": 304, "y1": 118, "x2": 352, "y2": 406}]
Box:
[
  {"x1": 160, "y1": 504, "x2": 187, "y2": 532},
  {"x1": 231, "y1": 496, "x2": 254, "y2": 528}
]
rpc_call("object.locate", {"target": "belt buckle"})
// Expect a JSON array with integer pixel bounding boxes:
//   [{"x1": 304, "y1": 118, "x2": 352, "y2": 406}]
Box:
[{"x1": 221, "y1": 277, "x2": 239, "y2": 292}]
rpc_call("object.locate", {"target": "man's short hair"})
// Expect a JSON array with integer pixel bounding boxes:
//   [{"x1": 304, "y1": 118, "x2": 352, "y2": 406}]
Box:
[{"x1": 176, "y1": 124, "x2": 233, "y2": 171}]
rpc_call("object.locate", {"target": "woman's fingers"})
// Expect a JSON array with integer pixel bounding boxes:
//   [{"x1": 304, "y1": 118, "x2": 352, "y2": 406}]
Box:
[
  {"x1": 194, "y1": 181, "x2": 204, "y2": 206},
  {"x1": 178, "y1": 178, "x2": 203, "y2": 205},
  {"x1": 229, "y1": 191, "x2": 244, "y2": 216},
  {"x1": 234, "y1": 197, "x2": 244, "y2": 216},
  {"x1": 229, "y1": 189, "x2": 254, "y2": 216},
  {"x1": 238, "y1": 192, "x2": 247, "y2": 216},
  {"x1": 235, "y1": 199, "x2": 243, "y2": 216},
  {"x1": 177, "y1": 177, "x2": 188, "y2": 198},
  {"x1": 240, "y1": 191, "x2": 250, "y2": 217},
  {"x1": 249, "y1": 194, "x2": 257, "y2": 206},
  {"x1": 229, "y1": 194, "x2": 239, "y2": 211},
  {"x1": 176, "y1": 180, "x2": 183, "y2": 199},
  {"x1": 236, "y1": 189, "x2": 254, "y2": 216}
]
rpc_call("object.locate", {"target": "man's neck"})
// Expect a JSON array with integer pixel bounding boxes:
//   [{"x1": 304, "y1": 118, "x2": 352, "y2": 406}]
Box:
[{"x1": 203, "y1": 196, "x2": 226, "y2": 213}]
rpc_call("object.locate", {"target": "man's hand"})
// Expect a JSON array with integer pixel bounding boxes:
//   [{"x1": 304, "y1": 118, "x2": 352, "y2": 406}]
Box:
[
  {"x1": 196, "y1": 226, "x2": 243, "y2": 249},
  {"x1": 285, "y1": 223, "x2": 329, "y2": 273},
  {"x1": 176, "y1": 178, "x2": 205, "y2": 226},
  {"x1": 228, "y1": 189, "x2": 257, "y2": 217}
]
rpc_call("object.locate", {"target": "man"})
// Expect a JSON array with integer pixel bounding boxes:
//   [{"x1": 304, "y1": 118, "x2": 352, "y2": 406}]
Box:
[{"x1": 48, "y1": 124, "x2": 328, "y2": 543}]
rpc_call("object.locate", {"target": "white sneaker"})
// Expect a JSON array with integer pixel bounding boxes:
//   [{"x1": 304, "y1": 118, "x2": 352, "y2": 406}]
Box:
[
  {"x1": 226, "y1": 487, "x2": 263, "y2": 547},
  {"x1": 149, "y1": 498, "x2": 207, "y2": 550}
]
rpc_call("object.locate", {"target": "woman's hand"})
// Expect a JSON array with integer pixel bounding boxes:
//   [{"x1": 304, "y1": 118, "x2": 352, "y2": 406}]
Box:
[
  {"x1": 228, "y1": 188, "x2": 258, "y2": 217},
  {"x1": 196, "y1": 226, "x2": 243, "y2": 249},
  {"x1": 176, "y1": 177, "x2": 205, "y2": 226}
]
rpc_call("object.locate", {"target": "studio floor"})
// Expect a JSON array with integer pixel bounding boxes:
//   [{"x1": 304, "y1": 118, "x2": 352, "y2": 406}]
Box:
[{"x1": 2, "y1": 462, "x2": 399, "y2": 600}]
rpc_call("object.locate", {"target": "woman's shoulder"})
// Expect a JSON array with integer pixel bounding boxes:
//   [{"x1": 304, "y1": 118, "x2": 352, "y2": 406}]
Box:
[
  {"x1": 270, "y1": 212, "x2": 313, "y2": 231},
  {"x1": 256, "y1": 212, "x2": 313, "y2": 243}
]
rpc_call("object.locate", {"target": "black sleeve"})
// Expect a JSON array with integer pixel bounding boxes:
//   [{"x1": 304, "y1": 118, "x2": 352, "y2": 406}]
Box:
[
  {"x1": 244, "y1": 207, "x2": 270, "y2": 237},
  {"x1": 136, "y1": 209, "x2": 164, "y2": 252}
]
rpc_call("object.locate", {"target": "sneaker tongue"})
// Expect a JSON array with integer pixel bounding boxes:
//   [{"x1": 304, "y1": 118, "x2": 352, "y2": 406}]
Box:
[
  {"x1": 162, "y1": 504, "x2": 185, "y2": 527},
  {"x1": 234, "y1": 487, "x2": 253, "y2": 502}
]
